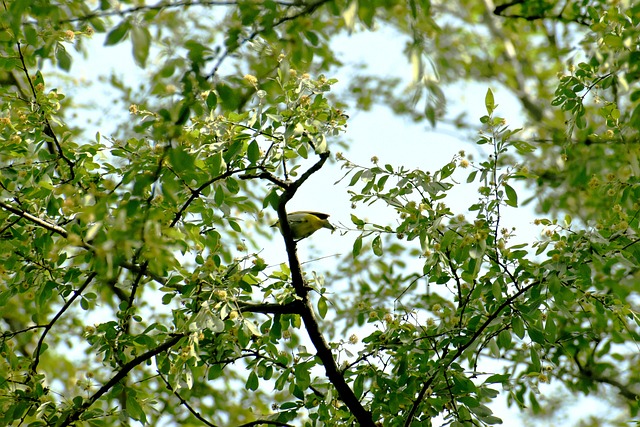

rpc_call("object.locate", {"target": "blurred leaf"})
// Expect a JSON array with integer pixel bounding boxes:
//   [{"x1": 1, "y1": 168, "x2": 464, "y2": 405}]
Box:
[
  {"x1": 131, "y1": 25, "x2": 151, "y2": 67},
  {"x1": 104, "y1": 20, "x2": 130, "y2": 45},
  {"x1": 55, "y1": 43, "x2": 72, "y2": 71}
]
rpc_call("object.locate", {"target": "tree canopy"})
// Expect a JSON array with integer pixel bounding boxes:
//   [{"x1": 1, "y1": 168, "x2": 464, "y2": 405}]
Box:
[{"x1": 0, "y1": 1, "x2": 639, "y2": 426}]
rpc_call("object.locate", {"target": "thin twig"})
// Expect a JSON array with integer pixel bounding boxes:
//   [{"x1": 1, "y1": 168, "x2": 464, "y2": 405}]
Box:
[
  {"x1": 170, "y1": 167, "x2": 261, "y2": 228},
  {"x1": 157, "y1": 372, "x2": 219, "y2": 427},
  {"x1": 62, "y1": 0, "x2": 296, "y2": 23},
  {"x1": 404, "y1": 278, "x2": 540, "y2": 426},
  {"x1": 57, "y1": 334, "x2": 185, "y2": 427},
  {"x1": 207, "y1": 0, "x2": 331, "y2": 79},
  {"x1": 13, "y1": 36, "x2": 76, "y2": 180},
  {"x1": 30, "y1": 272, "x2": 97, "y2": 374}
]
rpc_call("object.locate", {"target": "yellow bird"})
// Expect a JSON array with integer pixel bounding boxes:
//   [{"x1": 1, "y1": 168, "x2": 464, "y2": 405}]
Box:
[{"x1": 272, "y1": 211, "x2": 336, "y2": 240}]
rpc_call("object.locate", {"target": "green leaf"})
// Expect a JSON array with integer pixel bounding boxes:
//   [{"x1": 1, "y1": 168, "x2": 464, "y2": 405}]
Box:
[
  {"x1": 497, "y1": 329, "x2": 511, "y2": 349},
  {"x1": 317, "y1": 296, "x2": 328, "y2": 319},
  {"x1": 214, "y1": 185, "x2": 225, "y2": 206},
  {"x1": 209, "y1": 151, "x2": 223, "y2": 176},
  {"x1": 349, "y1": 169, "x2": 363, "y2": 187},
  {"x1": 125, "y1": 393, "x2": 148, "y2": 424},
  {"x1": 504, "y1": 184, "x2": 518, "y2": 207},
  {"x1": 440, "y1": 162, "x2": 455, "y2": 179},
  {"x1": 603, "y1": 33, "x2": 622, "y2": 49},
  {"x1": 206, "y1": 91, "x2": 218, "y2": 110},
  {"x1": 354, "y1": 374, "x2": 364, "y2": 399},
  {"x1": 530, "y1": 347, "x2": 541, "y2": 372},
  {"x1": 274, "y1": 370, "x2": 292, "y2": 392},
  {"x1": 469, "y1": 403, "x2": 493, "y2": 417},
  {"x1": 512, "y1": 316, "x2": 525, "y2": 339},
  {"x1": 350, "y1": 214, "x2": 364, "y2": 226},
  {"x1": 512, "y1": 140, "x2": 536, "y2": 153},
  {"x1": 491, "y1": 281, "x2": 501, "y2": 299},
  {"x1": 217, "y1": 83, "x2": 240, "y2": 111},
  {"x1": 528, "y1": 326, "x2": 545, "y2": 345},
  {"x1": 246, "y1": 371, "x2": 259, "y2": 391},
  {"x1": 0, "y1": 56, "x2": 21, "y2": 70},
  {"x1": 131, "y1": 25, "x2": 151, "y2": 67},
  {"x1": 168, "y1": 146, "x2": 194, "y2": 172},
  {"x1": 485, "y1": 88, "x2": 495, "y2": 114},
  {"x1": 483, "y1": 373, "x2": 510, "y2": 384},
  {"x1": 544, "y1": 316, "x2": 556, "y2": 341},
  {"x1": 228, "y1": 219, "x2": 242, "y2": 232},
  {"x1": 372, "y1": 235, "x2": 383, "y2": 256},
  {"x1": 55, "y1": 43, "x2": 72, "y2": 71},
  {"x1": 352, "y1": 235, "x2": 363, "y2": 258},
  {"x1": 481, "y1": 415, "x2": 503, "y2": 425},
  {"x1": 280, "y1": 402, "x2": 298, "y2": 410},
  {"x1": 247, "y1": 140, "x2": 260, "y2": 164},
  {"x1": 104, "y1": 21, "x2": 130, "y2": 46},
  {"x1": 357, "y1": 0, "x2": 375, "y2": 28}
]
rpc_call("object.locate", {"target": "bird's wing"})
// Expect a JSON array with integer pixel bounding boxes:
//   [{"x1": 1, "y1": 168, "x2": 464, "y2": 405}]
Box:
[
  {"x1": 287, "y1": 213, "x2": 312, "y2": 223},
  {"x1": 289, "y1": 211, "x2": 330, "y2": 220}
]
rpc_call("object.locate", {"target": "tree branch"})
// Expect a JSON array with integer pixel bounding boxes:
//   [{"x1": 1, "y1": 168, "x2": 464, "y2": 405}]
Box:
[
  {"x1": 404, "y1": 278, "x2": 540, "y2": 426},
  {"x1": 573, "y1": 352, "x2": 640, "y2": 402},
  {"x1": 57, "y1": 334, "x2": 185, "y2": 427},
  {"x1": 207, "y1": 0, "x2": 331, "y2": 79},
  {"x1": 30, "y1": 272, "x2": 97, "y2": 374},
  {"x1": 170, "y1": 167, "x2": 259, "y2": 228},
  {"x1": 158, "y1": 371, "x2": 219, "y2": 427},
  {"x1": 0, "y1": 200, "x2": 69, "y2": 237},
  {"x1": 238, "y1": 300, "x2": 303, "y2": 315},
  {"x1": 493, "y1": 0, "x2": 590, "y2": 26},
  {"x1": 239, "y1": 171, "x2": 290, "y2": 189},
  {"x1": 237, "y1": 421, "x2": 296, "y2": 427},
  {"x1": 482, "y1": 0, "x2": 545, "y2": 122},
  {"x1": 14, "y1": 38, "x2": 76, "y2": 180},
  {"x1": 270, "y1": 151, "x2": 375, "y2": 426},
  {"x1": 62, "y1": 0, "x2": 297, "y2": 23}
]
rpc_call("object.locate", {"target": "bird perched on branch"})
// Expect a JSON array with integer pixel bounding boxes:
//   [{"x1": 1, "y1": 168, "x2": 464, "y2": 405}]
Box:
[{"x1": 272, "y1": 211, "x2": 336, "y2": 240}]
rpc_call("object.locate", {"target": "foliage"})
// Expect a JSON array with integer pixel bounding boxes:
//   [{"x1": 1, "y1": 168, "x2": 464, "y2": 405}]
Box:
[{"x1": 0, "y1": 1, "x2": 639, "y2": 427}]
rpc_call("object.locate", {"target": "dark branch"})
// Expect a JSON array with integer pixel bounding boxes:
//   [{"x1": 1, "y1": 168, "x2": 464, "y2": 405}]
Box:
[
  {"x1": 271, "y1": 151, "x2": 375, "y2": 426},
  {"x1": 170, "y1": 168, "x2": 254, "y2": 228},
  {"x1": 493, "y1": 0, "x2": 590, "y2": 26},
  {"x1": 207, "y1": 0, "x2": 331, "y2": 79},
  {"x1": 62, "y1": 0, "x2": 297, "y2": 23},
  {"x1": 404, "y1": 278, "x2": 540, "y2": 426},
  {"x1": 15, "y1": 39, "x2": 76, "y2": 180},
  {"x1": 238, "y1": 300, "x2": 303, "y2": 315},
  {"x1": 158, "y1": 372, "x2": 219, "y2": 427},
  {"x1": 239, "y1": 171, "x2": 290, "y2": 188},
  {"x1": 237, "y1": 421, "x2": 296, "y2": 427},
  {"x1": 30, "y1": 273, "x2": 97, "y2": 374},
  {"x1": 120, "y1": 261, "x2": 167, "y2": 286},
  {"x1": 58, "y1": 334, "x2": 185, "y2": 427},
  {"x1": 574, "y1": 352, "x2": 640, "y2": 402}
]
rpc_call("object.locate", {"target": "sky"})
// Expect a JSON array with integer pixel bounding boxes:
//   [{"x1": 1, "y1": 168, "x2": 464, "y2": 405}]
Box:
[{"x1": 51, "y1": 14, "x2": 619, "y2": 427}]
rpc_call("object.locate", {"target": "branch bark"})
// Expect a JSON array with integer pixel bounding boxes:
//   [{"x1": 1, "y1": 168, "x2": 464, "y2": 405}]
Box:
[
  {"x1": 30, "y1": 273, "x2": 97, "y2": 374},
  {"x1": 272, "y1": 151, "x2": 375, "y2": 426},
  {"x1": 404, "y1": 279, "x2": 540, "y2": 426},
  {"x1": 0, "y1": 200, "x2": 69, "y2": 237},
  {"x1": 57, "y1": 334, "x2": 185, "y2": 427}
]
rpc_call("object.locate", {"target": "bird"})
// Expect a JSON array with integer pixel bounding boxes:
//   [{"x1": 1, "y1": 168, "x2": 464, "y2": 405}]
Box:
[{"x1": 271, "y1": 211, "x2": 336, "y2": 240}]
